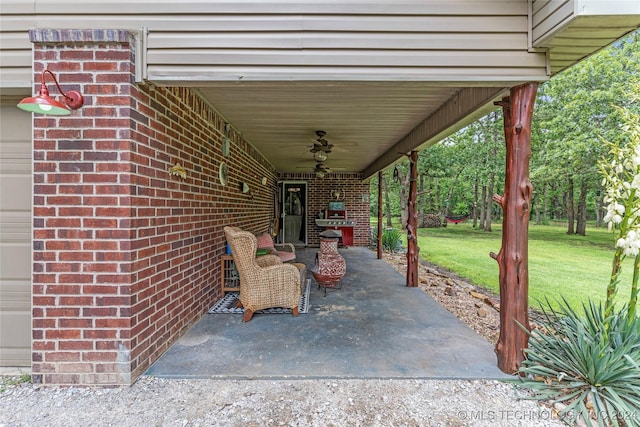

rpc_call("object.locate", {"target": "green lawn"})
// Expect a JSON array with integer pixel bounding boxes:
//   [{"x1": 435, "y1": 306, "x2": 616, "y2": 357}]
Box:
[{"x1": 376, "y1": 219, "x2": 634, "y2": 310}]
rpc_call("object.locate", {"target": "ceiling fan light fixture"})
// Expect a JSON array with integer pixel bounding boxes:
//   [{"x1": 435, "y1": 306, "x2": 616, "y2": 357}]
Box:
[
  {"x1": 316, "y1": 170, "x2": 325, "y2": 179},
  {"x1": 313, "y1": 150, "x2": 328, "y2": 162}
]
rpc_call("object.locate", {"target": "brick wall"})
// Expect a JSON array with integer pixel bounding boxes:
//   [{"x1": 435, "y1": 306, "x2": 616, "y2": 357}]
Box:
[
  {"x1": 30, "y1": 30, "x2": 277, "y2": 385},
  {"x1": 279, "y1": 173, "x2": 371, "y2": 247}
]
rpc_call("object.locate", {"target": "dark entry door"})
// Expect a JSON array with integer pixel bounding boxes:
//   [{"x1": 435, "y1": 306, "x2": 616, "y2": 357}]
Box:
[{"x1": 278, "y1": 181, "x2": 307, "y2": 246}]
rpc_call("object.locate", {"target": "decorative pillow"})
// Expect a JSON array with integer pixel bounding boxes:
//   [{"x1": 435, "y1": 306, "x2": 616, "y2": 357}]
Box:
[{"x1": 255, "y1": 233, "x2": 275, "y2": 251}]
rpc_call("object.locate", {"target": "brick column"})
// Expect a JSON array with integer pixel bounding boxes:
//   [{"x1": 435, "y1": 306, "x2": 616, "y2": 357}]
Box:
[{"x1": 31, "y1": 30, "x2": 137, "y2": 385}]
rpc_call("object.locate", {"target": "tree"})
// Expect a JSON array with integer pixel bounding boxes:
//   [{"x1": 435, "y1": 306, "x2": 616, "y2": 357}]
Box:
[{"x1": 532, "y1": 31, "x2": 640, "y2": 232}]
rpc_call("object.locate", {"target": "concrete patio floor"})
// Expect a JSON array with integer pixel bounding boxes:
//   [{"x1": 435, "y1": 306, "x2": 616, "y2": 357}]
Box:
[{"x1": 146, "y1": 246, "x2": 510, "y2": 380}]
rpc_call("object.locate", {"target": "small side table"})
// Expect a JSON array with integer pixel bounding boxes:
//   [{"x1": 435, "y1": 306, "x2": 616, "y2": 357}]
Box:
[{"x1": 221, "y1": 254, "x2": 240, "y2": 294}]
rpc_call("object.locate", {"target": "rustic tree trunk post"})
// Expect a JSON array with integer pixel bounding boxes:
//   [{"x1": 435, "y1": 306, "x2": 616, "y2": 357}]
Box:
[
  {"x1": 491, "y1": 82, "x2": 538, "y2": 373},
  {"x1": 406, "y1": 150, "x2": 419, "y2": 287},
  {"x1": 378, "y1": 171, "x2": 383, "y2": 259}
]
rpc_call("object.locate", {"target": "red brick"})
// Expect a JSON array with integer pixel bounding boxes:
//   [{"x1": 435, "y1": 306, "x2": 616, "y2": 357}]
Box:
[
  {"x1": 59, "y1": 185, "x2": 94, "y2": 194},
  {"x1": 83, "y1": 351, "x2": 118, "y2": 362},
  {"x1": 94, "y1": 254, "x2": 130, "y2": 266},
  {"x1": 82, "y1": 284, "x2": 119, "y2": 294},
  {"x1": 32, "y1": 296, "x2": 56, "y2": 306},
  {"x1": 46, "y1": 262, "x2": 81, "y2": 273},
  {"x1": 43, "y1": 374, "x2": 81, "y2": 385},
  {"x1": 59, "y1": 318, "x2": 93, "y2": 328},
  {"x1": 96, "y1": 340, "x2": 122, "y2": 350},
  {"x1": 83, "y1": 218, "x2": 117, "y2": 228},
  {"x1": 59, "y1": 207, "x2": 94, "y2": 216},
  {"x1": 34, "y1": 229, "x2": 56, "y2": 239},
  {"x1": 94, "y1": 229, "x2": 132, "y2": 239},
  {"x1": 83, "y1": 329, "x2": 117, "y2": 339},
  {"x1": 95, "y1": 207, "x2": 132, "y2": 217},
  {"x1": 34, "y1": 184, "x2": 57, "y2": 194},
  {"x1": 61, "y1": 50, "x2": 93, "y2": 61},
  {"x1": 45, "y1": 352, "x2": 82, "y2": 362},
  {"x1": 45, "y1": 329, "x2": 81, "y2": 340},
  {"x1": 57, "y1": 229, "x2": 94, "y2": 239},
  {"x1": 58, "y1": 296, "x2": 94, "y2": 306},
  {"x1": 95, "y1": 318, "x2": 130, "y2": 328},
  {"x1": 59, "y1": 252, "x2": 95, "y2": 262},
  {"x1": 58, "y1": 117, "x2": 94, "y2": 128},
  {"x1": 83, "y1": 129, "x2": 118, "y2": 139},
  {"x1": 33, "y1": 318, "x2": 56, "y2": 328},
  {"x1": 59, "y1": 341, "x2": 94, "y2": 351},
  {"x1": 46, "y1": 307, "x2": 80, "y2": 317},
  {"x1": 46, "y1": 240, "x2": 81, "y2": 252},
  {"x1": 96, "y1": 50, "x2": 131, "y2": 61},
  {"x1": 59, "y1": 274, "x2": 94, "y2": 284},
  {"x1": 96, "y1": 296, "x2": 130, "y2": 306},
  {"x1": 58, "y1": 72, "x2": 93, "y2": 83},
  {"x1": 32, "y1": 341, "x2": 56, "y2": 351},
  {"x1": 58, "y1": 363, "x2": 95, "y2": 373},
  {"x1": 96, "y1": 140, "x2": 131, "y2": 151},
  {"x1": 46, "y1": 174, "x2": 81, "y2": 184},
  {"x1": 82, "y1": 196, "x2": 119, "y2": 205},
  {"x1": 83, "y1": 307, "x2": 118, "y2": 317},
  {"x1": 96, "y1": 274, "x2": 131, "y2": 284},
  {"x1": 46, "y1": 218, "x2": 82, "y2": 228},
  {"x1": 84, "y1": 241, "x2": 119, "y2": 251},
  {"x1": 46, "y1": 129, "x2": 82, "y2": 139},
  {"x1": 45, "y1": 284, "x2": 81, "y2": 294}
]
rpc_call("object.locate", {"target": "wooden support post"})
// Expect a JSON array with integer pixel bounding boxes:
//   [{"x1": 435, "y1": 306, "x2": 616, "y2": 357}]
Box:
[
  {"x1": 491, "y1": 82, "x2": 538, "y2": 373},
  {"x1": 377, "y1": 170, "x2": 383, "y2": 259},
  {"x1": 406, "y1": 151, "x2": 419, "y2": 287}
]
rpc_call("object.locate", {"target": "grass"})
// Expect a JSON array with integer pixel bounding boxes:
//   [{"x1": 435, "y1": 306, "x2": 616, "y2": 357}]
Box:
[
  {"x1": 0, "y1": 371, "x2": 31, "y2": 393},
  {"x1": 374, "y1": 219, "x2": 634, "y2": 310}
]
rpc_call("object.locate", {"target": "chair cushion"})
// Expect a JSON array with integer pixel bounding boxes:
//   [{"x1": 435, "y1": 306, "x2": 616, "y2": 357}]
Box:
[
  {"x1": 277, "y1": 251, "x2": 296, "y2": 263},
  {"x1": 256, "y1": 232, "x2": 295, "y2": 262}
]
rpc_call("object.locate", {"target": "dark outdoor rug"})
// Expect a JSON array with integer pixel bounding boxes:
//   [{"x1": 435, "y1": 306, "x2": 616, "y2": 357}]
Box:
[{"x1": 208, "y1": 279, "x2": 311, "y2": 315}]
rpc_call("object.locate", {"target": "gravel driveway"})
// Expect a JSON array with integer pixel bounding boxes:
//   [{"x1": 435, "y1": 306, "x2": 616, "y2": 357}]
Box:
[{"x1": 1, "y1": 376, "x2": 566, "y2": 426}]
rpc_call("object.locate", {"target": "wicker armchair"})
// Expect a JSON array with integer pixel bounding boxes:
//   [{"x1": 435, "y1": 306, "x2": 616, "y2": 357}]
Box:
[{"x1": 223, "y1": 226, "x2": 301, "y2": 322}]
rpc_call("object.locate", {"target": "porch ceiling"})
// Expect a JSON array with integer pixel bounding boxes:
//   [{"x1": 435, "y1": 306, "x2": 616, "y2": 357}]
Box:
[{"x1": 196, "y1": 81, "x2": 508, "y2": 179}]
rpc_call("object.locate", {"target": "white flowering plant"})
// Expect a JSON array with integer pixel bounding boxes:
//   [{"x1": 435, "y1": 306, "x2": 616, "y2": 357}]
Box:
[{"x1": 599, "y1": 97, "x2": 640, "y2": 321}]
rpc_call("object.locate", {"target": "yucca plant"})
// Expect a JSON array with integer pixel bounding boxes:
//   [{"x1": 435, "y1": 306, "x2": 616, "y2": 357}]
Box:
[
  {"x1": 516, "y1": 300, "x2": 640, "y2": 427},
  {"x1": 381, "y1": 228, "x2": 403, "y2": 252}
]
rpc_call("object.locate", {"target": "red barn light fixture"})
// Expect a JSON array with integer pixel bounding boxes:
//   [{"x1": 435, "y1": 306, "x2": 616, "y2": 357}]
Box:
[{"x1": 17, "y1": 69, "x2": 84, "y2": 115}]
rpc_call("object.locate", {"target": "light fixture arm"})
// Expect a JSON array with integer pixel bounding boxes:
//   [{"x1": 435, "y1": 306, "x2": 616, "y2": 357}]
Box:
[{"x1": 40, "y1": 69, "x2": 84, "y2": 109}]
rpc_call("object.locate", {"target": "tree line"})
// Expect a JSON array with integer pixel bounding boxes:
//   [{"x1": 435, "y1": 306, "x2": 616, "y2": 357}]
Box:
[{"x1": 373, "y1": 30, "x2": 640, "y2": 235}]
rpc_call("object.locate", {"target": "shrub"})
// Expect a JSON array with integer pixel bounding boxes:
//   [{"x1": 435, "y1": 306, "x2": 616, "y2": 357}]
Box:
[
  {"x1": 381, "y1": 228, "x2": 403, "y2": 252},
  {"x1": 516, "y1": 300, "x2": 640, "y2": 427}
]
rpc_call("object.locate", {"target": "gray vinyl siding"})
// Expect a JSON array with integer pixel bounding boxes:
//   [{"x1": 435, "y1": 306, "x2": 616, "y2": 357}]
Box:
[
  {"x1": 0, "y1": 0, "x2": 548, "y2": 88},
  {"x1": 0, "y1": 99, "x2": 32, "y2": 367},
  {"x1": 532, "y1": 0, "x2": 640, "y2": 74},
  {"x1": 532, "y1": 0, "x2": 575, "y2": 46}
]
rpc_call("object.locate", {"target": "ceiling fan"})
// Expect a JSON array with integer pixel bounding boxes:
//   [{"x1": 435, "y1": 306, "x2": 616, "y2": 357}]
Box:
[
  {"x1": 313, "y1": 161, "x2": 331, "y2": 173},
  {"x1": 310, "y1": 130, "x2": 333, "y2": 161},
  {"x1": 313, "y1": 161, "x2": 331, "y2": 178},
  {"x1": 295, "y1": 160, "x2": 335, "y2": 176}
]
